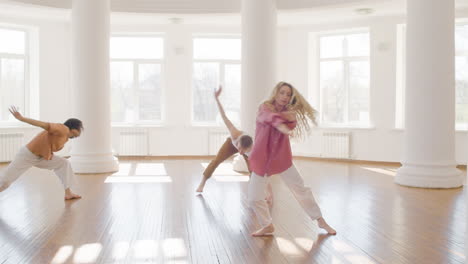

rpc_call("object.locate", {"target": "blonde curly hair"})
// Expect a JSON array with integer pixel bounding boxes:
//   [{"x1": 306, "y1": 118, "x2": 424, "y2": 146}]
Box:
[{"x1": 263, "y1": 81, "x2": 318, "y2": 139}]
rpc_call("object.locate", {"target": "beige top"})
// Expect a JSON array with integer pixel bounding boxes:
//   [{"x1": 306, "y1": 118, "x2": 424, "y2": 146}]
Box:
[
  {"x1": 230, "y1": 132, "x2": 245, "y2": 150},
  {"x1": 26, "y1": 123, "x2": 69, "y2": 160}
]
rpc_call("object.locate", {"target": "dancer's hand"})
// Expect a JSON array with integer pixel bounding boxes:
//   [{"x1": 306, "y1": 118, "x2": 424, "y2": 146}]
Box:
[
  {"x1": 214, "y1": 85, "x2": 223, "y2": 99},
  {"x1": 282, "y1": 111, "x2": 296, "y2": 122},
  {"x1": 8, "y1": 106, "x2": 49, "y2": 130},
  {"x1": 286, "y1": 103, "x2": 297, "y2": 111},
  {"x1": 8, "y1": 106, "x2": 24, "y2": 121},
  {"x1": 277, "y1": 124, "x2": 293, "y2": 135}
]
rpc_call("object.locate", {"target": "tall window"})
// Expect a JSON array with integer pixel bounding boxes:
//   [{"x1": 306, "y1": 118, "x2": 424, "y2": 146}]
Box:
[
  {"x1": 455, "y1": 24, "x2": 468, "y2": 130},
  {"x1": 0, "y1": 28, "x2": 27, "y2": 122},
  {"x1": 395, "y1": 24, "x2": 468, "y2": 130},
  {"x1": 192, "y1": 37, "x2": 241, "y2": 126},
  {"x1": 395, "y1": 24, "x2": 406, "y2": 129},
  {"x1": 318, "y1": 31, "x2": 370, "y2": 127},
  {"x1": 110, "y1": 35, "x2": 164, "y2": 124}
]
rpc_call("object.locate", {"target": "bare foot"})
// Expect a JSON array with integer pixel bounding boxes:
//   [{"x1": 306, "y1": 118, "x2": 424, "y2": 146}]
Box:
[
  {"x1": 196, "y1": 185, "x2": 204, "y2": 193},
  {"x1": 317, "y1": 217, "x2": 336, "y2": 235},
  {"x1": 64, "y1": 189, "x2": 82, "y2": 200},
  {"x1": 252, "y1": 223, "x2": 275, "y2": 237},
  {"x1": 0, "y1": 182, "x2": 10, "y2": 192},
  {"x1": 196, "y1": 178, "x2": 207, "y2": 193}
]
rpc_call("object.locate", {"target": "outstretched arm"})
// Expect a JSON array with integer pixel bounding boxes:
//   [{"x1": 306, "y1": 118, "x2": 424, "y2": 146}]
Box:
[
  {"x1": 214, "y1": 86, "x2": 242, "y2": 139},
  {"x1": 9, "y1": 106, "x2": 50, "y2": 131}
]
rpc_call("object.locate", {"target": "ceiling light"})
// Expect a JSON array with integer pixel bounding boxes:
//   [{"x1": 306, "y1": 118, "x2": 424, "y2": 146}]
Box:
[
  {"x1": 355, "y1": 8, "x2": 374, "y2": 15},
  {"x1": 169, "y1": 17, "x2": 183, "y2": 24}
]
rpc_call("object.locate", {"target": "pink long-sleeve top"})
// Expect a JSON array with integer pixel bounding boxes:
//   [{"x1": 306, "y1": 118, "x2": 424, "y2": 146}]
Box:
[{"x1": 249, "y1": 103, "x2": 297, "y2": 176}]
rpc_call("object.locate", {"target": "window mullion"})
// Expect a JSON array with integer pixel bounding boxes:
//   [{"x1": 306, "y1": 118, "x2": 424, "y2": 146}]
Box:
[
  {"x1": 191, "y1": 37, "x2": 241, "y2": 126},
  {"x1": 24, "y1": 57, "x2": 29, "y2": 117},
  {"x1": 219, "y1": 62, "x2": 225, "y2": 125},
  {"x1": 344, "y1": 60, "x2": 349, "y2": 124},
  {"x1": 159, "y1": 62, "x2": 165, "y2": 123},
  {"x1": 343, "y1": 36, "x2": 349, "y2": 124},
  {"x1": 318, "y1": 57, "x2": 323, "y2": 124},
  {"x1": 134, "y1": 61, "x2": 139, "y2": 123}
]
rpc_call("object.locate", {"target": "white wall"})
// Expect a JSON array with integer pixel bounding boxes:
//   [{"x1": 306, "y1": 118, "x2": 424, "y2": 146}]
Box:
[{"x1": 0, "y1": 9, "x2": 467, "y2": 164}]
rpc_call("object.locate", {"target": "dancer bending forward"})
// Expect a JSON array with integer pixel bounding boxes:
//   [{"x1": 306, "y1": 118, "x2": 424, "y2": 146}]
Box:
[
  {"x1": 0, "y1": 106, "x2": 83, "y2": 200},
  {"x1": 196, "y1": 86, "x2": 273, "y2": 204}
]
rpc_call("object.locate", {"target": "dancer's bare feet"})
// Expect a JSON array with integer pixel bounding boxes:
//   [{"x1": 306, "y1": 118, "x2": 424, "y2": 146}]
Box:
[
  {"x1": 0, "y1": 182, "x2": 10, "y2": 192},
  {"x1": 196, "y1": 176, "x2": 208, "y2": 193},
  {"x1": 64, "y1": 188, "x2": 81, "y2": 200},
  {"x1": 252, "y1": 223, "x2": 275, "y2": 237},
  {"x1": 317, "y1": 217, "x2": 336, "y2": 235}
]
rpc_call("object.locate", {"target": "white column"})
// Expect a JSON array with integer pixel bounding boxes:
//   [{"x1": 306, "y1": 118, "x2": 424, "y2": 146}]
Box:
[
  {"x1": 234, "y1": 0, "x2": 276, "y2": 171},
  {"x1": 69, "y1": 0, "x2": 118, "y2": 173},
  {"x1": 395, "y1": 0, "x2": 462, "y2": 188},
  {"x1": 240, "y1": 0, "x2": 277, "y2": 135}
]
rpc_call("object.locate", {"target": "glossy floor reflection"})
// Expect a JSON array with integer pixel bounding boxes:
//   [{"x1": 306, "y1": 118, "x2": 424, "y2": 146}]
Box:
[{"x1": 0, "y1": 158, "x2": 465, "y2": 263}]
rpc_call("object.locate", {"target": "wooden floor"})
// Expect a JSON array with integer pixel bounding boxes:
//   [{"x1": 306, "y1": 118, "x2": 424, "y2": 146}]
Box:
[{"x1": 0, "y1": 158, "x2": 465, "y2": 264}]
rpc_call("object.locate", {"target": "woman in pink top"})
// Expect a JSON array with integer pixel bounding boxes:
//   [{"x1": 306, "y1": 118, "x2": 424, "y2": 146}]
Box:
[{"x1": 248, "y1": 82, "x2": 336, "y2": 237}]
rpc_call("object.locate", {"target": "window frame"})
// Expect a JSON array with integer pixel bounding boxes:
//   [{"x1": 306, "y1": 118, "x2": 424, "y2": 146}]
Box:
[
  {"x1": 110, "y1": 33, "x2": 166, "y2": 126},
  {"x1": 455, "y1": 22, "x2": 468, "y2": 131},
  {"x1": 316, "y1": 29, "x2": 371, "y2": 128},
  {"x1": 0, "y1": 25, "x2": 30, "y2": 126},
  {"x1": 191, "y1": 35, "x2": 242, "y2": 127}
]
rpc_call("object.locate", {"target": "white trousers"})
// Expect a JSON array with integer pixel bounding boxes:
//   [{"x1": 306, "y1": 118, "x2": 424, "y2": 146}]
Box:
[
  {"x1": 248, "y1": 165, "x2": 322, "y2": 227},
  {"x1": 0, "y1": 146, "x2": 76, "y2": 192}
]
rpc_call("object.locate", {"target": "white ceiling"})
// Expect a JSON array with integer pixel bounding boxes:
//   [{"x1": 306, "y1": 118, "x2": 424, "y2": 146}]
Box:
[
  {"x1": 3, "y1": 0, "x2": 397, "y2": 13},
  {"x1": 0, "y1": 0, "x2": 467, "y2": 25}
]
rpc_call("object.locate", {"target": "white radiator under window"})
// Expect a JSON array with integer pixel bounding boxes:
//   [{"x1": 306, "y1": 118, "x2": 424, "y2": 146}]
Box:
[
  {"x1": 0, "y1": 133, "x2": 24, "y2": 162},
  {"x1": 208, "y1": 131, "x2": 229, "y2": 155},
  {"x1": 321, "y1": 131, "x2": 350, "y2": 159},
  {"x1": 118, "y1": 129, "x2": 148, "y2": 156}
]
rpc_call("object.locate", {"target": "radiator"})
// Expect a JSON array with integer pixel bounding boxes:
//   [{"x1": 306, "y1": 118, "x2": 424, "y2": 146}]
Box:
[
  {"x1": 321, "y1": 131, "x2": 350, "y2": 159},
  {"x1": 208, "y1": 131, "x2": 229, "y2": 155},
  {"x1": 118, "y1": 128, "x2": 148, "y2": 156},
  {"x1": 0, "y1": 133, "x2": 24, "y2": 162}
]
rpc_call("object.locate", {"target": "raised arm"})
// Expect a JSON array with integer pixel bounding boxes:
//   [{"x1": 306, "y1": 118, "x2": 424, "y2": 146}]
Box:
[
  {"x1": 9, "y1": 106, "x2": 50, "y2": 131},
  {"x1": 214, "y1": 86, "x2": 242, "y2": 138}
]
